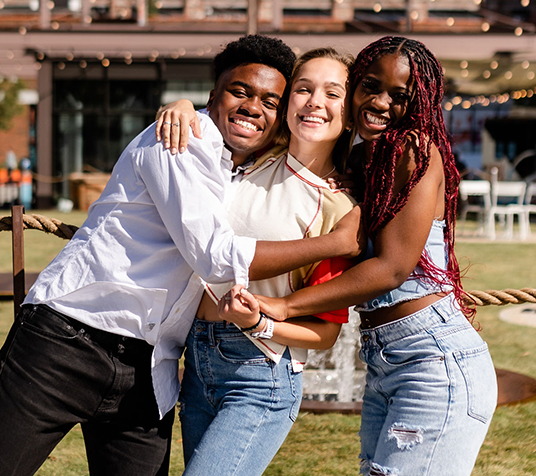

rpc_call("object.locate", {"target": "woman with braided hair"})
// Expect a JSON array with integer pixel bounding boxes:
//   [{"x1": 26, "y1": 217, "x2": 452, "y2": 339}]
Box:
[{"x1": 252, "y1": 36, "x2": 498, "y2": 476}]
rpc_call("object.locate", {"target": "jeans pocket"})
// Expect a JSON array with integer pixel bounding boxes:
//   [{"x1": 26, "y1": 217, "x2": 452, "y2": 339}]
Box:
[
  {"x1": 380, "y1": 334, "x2": 445, "y2": 367},
  {"x1": 215, "y1": 338, "x2": 270, "y2": 365},
  {"x1": 286, "y1": 363, "x2": 303, "y2": 422},
  {"x1": 454, "y1": 343, "x2": 497, "y2": 424},
  {"x1": 21, "y1": 306, "x2": 78, "y2": 340}
]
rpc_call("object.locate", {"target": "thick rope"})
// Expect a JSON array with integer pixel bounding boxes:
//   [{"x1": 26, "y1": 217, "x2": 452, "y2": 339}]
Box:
[
  {"x1": 465, "y1": 288, "x2": 536, "y2": 307},
  {"x1": 0, "y1": 214, "x2": 79, "y2": 240},
  {"x1": 1, "y1": 214, "x2": 535, "y2": 307}
]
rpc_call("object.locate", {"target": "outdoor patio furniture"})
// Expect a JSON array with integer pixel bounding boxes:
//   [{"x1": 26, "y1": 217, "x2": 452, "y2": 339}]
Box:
[
  {"x1": 489, "y1": 180, "x2": 529, "y2": 240},
  {"x1": 458, "y1": 179, "x2": 492, "y2": 238},
  {"x1": 524, "y1": 182, "x2": 536, "y2": 236}
]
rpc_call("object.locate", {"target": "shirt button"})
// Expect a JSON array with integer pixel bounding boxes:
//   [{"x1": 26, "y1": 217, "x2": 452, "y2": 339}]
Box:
[{"x1": 146, "y1": 323, "x2": 156, "y2": 331}]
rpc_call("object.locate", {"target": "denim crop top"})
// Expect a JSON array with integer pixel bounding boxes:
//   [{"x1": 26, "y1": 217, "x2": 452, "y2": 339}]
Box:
[{"x1": 356, "y1": 220, "x2": 452, "y2": 313}]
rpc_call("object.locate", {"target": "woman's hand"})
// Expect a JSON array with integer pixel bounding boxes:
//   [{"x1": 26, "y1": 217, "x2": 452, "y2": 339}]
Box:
[
  {"x1": 331, "y1": 205, "x2": 366, "y2": 259},
  {"x1": 155, "y1": 99, "x2": 201, "y2": 154},
  {"x1": 218, "y1": 285, "x2": 263, "y2": 330},
  {"x1": 326, "y1": 168, "x2": 355, "y2": 195}
]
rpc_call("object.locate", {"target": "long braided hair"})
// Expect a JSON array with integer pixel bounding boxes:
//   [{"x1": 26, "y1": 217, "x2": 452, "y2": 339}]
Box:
[{"x1": 352, "y1": 36, "x2": 474, "y2": 318}]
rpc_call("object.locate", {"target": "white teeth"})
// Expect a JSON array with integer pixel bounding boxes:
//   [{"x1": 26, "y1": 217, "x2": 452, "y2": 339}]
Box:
[
  {"x1": 234, "y1": 119, "x2": 258, "y2": 131},
  {"x1": 365, "y1": 112, "x2": 388, "y2": 126},
  {"x1": 301, "y1": 115, "x2": 326, "y2": 124}
]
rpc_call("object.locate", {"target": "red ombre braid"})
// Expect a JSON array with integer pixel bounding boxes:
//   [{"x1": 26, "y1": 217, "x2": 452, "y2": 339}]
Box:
[{"x1": 352, "y1": 37, "x2": 474, "y2": 319}]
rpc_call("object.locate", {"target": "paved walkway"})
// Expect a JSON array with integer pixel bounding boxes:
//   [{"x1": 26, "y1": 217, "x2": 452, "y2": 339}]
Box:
[{"x1": 499, "y1": 304, "x2": 536, "y2": 328}]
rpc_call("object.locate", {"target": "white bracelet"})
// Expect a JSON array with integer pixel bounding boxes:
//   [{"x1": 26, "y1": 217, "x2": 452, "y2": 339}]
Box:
[{"x1": 249, "y1": 315, "x2": 274, "y2": 340}]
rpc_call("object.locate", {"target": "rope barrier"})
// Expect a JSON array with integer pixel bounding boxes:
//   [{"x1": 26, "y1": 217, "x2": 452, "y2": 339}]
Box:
[
  {"x1": 1, "y1": 213, "x2": 535, "y2": 307},
  {"x1": 0, "y1": 214, "x2": 79, "y2": 240}
]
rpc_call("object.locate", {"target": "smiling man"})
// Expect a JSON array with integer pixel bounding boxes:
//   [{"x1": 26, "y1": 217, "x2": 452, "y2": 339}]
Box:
[{"x1": 0, "y1": 35, "x2": 361, "y2": 476}]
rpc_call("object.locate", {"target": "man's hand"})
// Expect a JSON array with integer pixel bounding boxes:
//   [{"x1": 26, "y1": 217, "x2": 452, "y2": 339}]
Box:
[
  {"x1": 155, "y1": 100, "x2": 202, "y2": 154},
  {"x1": 331, "y1": 205, "x2": 366, "y2": 259},
  {"x1": 255, "y1": 294, "x2": 289, "y2": 322}
]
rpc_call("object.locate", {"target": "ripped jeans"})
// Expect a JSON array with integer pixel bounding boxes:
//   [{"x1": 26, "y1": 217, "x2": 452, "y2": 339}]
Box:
[{"x1": 358, "y1": 294, "x2": 497, "y2": 476}]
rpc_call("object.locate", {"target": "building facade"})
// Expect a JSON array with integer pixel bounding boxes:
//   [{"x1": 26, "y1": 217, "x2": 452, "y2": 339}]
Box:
[{"x1": 1, "y1": 0, "x2": 535, "y2": 207}]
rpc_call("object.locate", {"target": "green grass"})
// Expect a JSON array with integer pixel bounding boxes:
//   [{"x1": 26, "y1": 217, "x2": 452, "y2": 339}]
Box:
[{"x1": 1, "y1": 210, "x2": 536, "y2": 475}]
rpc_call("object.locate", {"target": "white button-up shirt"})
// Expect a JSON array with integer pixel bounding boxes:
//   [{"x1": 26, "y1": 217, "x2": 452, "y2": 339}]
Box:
[{"x1": 24, "y1": 113, "x2": 257, "y2": 417}]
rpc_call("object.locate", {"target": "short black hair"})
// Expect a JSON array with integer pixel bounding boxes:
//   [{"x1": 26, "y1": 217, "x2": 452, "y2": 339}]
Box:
[{"x1": 213, "y1": 35, "x2": 296, "y2": 83}]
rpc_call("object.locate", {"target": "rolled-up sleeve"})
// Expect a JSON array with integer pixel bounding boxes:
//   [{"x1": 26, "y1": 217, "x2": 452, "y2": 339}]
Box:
[{"x1": 137, "y1": 114, "x2": 256, "y2": 286}]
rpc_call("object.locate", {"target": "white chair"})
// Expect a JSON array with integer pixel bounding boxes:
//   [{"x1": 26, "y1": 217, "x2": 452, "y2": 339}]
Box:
[
  {"x1": 489, "y1": 181, "x2": 529, "y2": 240},
  {"x1": 524, "y1": 183, "x2": 536, "y2": 235},
  {"x1": 458, "y1": 180, "x2": 492, "y2": 237}
]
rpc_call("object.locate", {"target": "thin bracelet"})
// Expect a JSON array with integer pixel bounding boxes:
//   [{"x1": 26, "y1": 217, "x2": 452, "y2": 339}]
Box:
[{"x1": 239, "y1": 313, "x2": 264, "y2": 333}]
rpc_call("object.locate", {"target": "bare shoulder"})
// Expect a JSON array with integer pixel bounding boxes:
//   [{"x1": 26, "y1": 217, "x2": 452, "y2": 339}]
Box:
[
  {"x1": 400, "y1": 132, "x2": 443, "y2": 171},
  {"x1": 393, "y1": 132, "x2": 443, "y2": 193}
]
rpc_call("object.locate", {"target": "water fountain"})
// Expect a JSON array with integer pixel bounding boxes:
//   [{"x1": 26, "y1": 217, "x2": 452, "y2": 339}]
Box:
[{"x1": 302, "y1": 309, "x2": 366, "y2": 412}]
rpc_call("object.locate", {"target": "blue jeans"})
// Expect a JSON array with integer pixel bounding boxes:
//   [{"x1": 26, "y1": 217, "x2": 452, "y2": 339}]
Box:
[
  {"x1": 179, "y1": 319, "x2": 303, "y2": 476},
  {"x1": 0, "y1": 304, "x2": 174, "y2": 476},
  {"x1": 358, "y1": 294, "x2": 497, "y2": 476}
]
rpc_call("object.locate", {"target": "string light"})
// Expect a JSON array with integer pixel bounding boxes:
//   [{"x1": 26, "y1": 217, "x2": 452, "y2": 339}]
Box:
[
  {"x1": 481, "y1": 22, "x2": 490, "y2": 32},
  {"x1": 373, "y1": 3, "x2": 381, "y2": 12},
  {"x1": 444, "y1": 84, "x2": 536, "y2": 111}
]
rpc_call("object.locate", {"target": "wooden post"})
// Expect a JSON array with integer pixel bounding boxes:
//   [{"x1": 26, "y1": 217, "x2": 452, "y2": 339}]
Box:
[
  {"x1": 247, "y1": 0, "x2": 259, "y2": 35},
  {"x1": 11, "y1": 205, "x2": 25, "y2": 320}
]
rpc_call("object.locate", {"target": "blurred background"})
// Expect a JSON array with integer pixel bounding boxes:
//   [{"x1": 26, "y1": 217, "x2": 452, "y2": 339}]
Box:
[{"x1": 1, "y1": 0, "x2": 536, "y2": 214}]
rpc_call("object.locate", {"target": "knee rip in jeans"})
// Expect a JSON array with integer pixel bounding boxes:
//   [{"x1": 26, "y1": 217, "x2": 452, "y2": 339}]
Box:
[
  {"x1": 361, "y1": 459, "x2": 399, "y2": 476},
  {"x1": 387, "y1": 422, "x2": 423, "y2": 450}
]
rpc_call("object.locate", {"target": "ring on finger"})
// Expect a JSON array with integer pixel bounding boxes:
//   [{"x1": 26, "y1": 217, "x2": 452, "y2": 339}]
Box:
[
  {"x1": 172, "y1": 122, "x2": 180, "y2": 127},
  {"x1": 163, "y1": 121, "x2": 171, "y2": 125}
]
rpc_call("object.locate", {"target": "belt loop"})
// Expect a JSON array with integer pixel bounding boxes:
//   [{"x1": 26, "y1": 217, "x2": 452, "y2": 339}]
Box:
[
  {"x1": 432, "y1": 297, "x2": 452, "y2": 323},
  {"x1": 208, "y1": 323, "x2": 215, "y2": 346}
]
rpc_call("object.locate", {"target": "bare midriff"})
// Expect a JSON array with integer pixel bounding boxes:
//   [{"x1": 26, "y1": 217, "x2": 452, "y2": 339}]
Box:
[
  {"x1": 359, "y1": 292, "x2": 447, "y2": 329},
  {"x1": 196, "y1": 292, "x2": 221, "y2": 322}
]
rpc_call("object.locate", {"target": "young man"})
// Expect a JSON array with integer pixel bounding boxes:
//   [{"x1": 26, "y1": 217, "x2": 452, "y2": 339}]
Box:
[{"x1": 0, "y1": 35, "x2": 361, "y2": 476}]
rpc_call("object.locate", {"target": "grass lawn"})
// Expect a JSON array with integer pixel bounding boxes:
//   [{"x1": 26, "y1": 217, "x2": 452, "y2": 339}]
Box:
[{"x1": 0, "y1": 210, "x2": 535, "y2": 475}]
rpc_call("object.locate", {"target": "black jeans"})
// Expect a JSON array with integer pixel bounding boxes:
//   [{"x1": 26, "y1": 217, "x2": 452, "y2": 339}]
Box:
[{"x1": 0, "y1": 304, "x2": 174, "y2": 476}]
